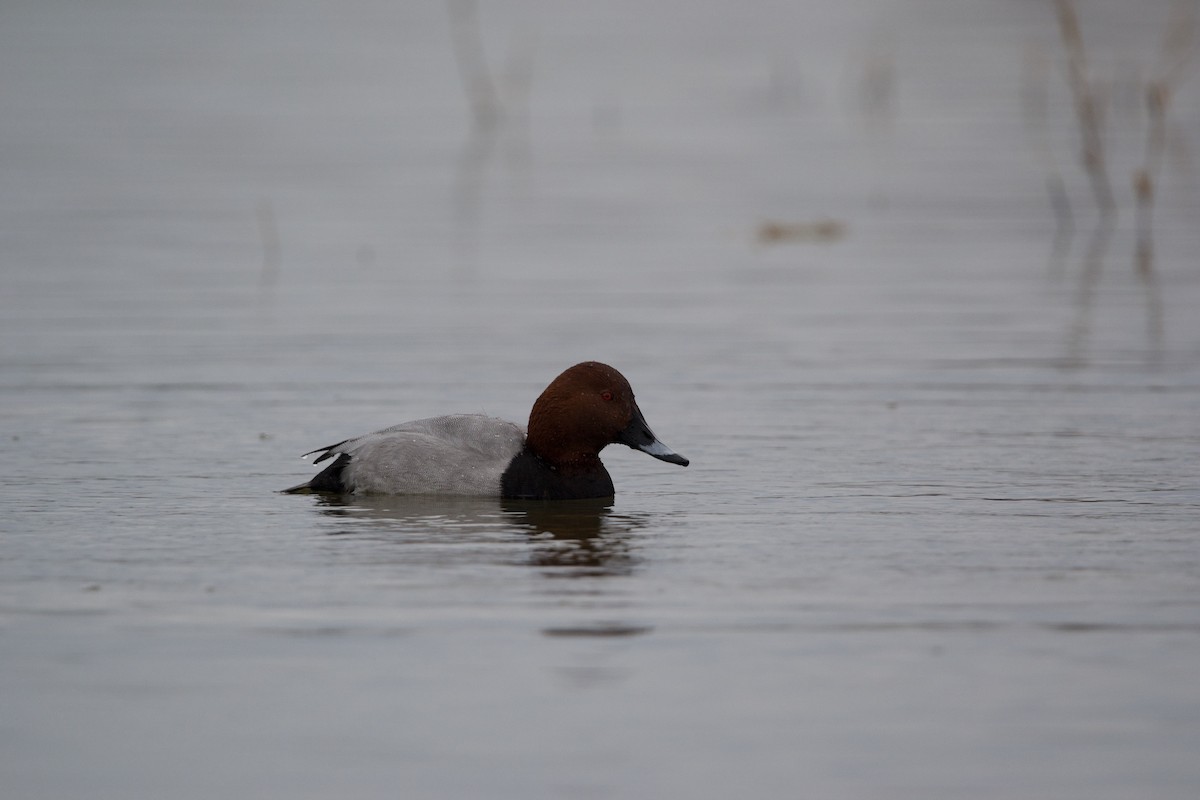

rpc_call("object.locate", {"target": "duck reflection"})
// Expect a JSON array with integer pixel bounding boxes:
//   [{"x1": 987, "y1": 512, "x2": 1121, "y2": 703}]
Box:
[
  {"x1": 502, "y1": 499, "x2": 647, "y2": 576},
  {"x1": 310, "y1": 493, "x2": 504, "y2": 523},
  {"x1": 306, "y1": 494, "x2": 645, "y2": 577}
]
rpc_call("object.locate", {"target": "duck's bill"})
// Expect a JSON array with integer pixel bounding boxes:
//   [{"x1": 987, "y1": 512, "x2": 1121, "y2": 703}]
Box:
[
  {"x1": 636, "y1": 436, "x2": 689, "y2": 466},
  {"x1": 617, "y1": 404, "x2": 690, "y2": 467}
]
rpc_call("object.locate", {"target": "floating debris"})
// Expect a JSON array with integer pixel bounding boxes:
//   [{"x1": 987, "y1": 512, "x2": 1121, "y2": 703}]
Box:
[{"x1": 756, "y1": 219, "x2": 847, "y2": 244}]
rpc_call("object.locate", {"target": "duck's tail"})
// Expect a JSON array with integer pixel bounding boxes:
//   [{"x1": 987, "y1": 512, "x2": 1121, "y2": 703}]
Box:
[{"x1": 281, "y1": 452, "x2": 352, "y2": 494}]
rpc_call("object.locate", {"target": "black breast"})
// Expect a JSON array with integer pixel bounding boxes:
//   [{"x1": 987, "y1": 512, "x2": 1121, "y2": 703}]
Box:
[{"x1": 500, "y1": 448, "x2": 615, "y2": 500}]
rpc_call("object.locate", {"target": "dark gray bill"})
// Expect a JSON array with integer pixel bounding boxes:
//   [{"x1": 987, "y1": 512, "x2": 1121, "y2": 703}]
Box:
[{"x1": 615, "y1": 403, "x2": 689, "y2": 466}]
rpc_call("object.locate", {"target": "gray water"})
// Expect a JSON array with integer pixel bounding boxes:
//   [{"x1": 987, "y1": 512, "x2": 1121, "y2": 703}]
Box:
[{"x1": 3, "y1": 1, "x2": 1200, "y2": 798}]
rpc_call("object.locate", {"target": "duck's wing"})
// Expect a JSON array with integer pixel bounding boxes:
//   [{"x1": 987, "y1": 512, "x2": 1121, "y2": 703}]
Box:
[{"x1": 287, "y1": 414, "x2": 525, "y2": 495}]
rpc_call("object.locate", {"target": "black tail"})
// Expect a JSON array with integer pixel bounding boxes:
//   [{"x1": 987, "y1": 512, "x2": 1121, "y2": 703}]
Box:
[{"x1": 282, "y1": 452, "x2": 352, "y2": 494}]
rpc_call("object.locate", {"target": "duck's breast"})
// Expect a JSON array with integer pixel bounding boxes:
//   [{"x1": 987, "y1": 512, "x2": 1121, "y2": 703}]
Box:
[{"x1": 340, "y1": 414, "x2": 525, "y2": 495}]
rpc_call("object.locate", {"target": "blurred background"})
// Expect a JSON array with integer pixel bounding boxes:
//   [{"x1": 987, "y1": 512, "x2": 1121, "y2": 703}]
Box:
[
  {"x1": 5, "y1": 0, "x2": 1197, "y2": 390},
  {"x1": 2, "y1": 1, "x2": 1199, "y2": 798}
]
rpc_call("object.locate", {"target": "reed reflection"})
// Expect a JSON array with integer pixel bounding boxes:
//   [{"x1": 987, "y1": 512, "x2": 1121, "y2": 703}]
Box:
[{"x1": 1036, "y1": 0, "x2": 1187, "y2": 366}]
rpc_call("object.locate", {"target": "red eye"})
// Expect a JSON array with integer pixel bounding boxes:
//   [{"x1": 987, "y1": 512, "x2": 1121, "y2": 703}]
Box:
[{"x1": 601, "y1": 390, "x2": 613, "y2": 401}]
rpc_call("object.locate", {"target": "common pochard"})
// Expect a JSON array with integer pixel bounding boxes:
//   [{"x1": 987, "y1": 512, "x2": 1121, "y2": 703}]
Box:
[{"x1": 284, "y1": 361, "x2": 688, "y2": 499}]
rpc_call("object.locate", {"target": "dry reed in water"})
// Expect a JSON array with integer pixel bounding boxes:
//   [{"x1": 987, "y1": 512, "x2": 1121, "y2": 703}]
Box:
[
  {"x1": 447, "y1": 0, "x2": 502, "y2": 131},
  {"x1": 1022, "y1": 42, "x2": 1073, "y2": 266},
  {"x1": 1134, "y1": 1, "x2": 1195, "y2": 276},
  {"x1": 1054, "y1": 0, "x2": 1116, "y2": 217}
]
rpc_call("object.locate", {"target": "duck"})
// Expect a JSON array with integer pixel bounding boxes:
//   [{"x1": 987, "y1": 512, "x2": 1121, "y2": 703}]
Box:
[{"x1": 284, "y1": 361, "x2": 688, "y2": 500}]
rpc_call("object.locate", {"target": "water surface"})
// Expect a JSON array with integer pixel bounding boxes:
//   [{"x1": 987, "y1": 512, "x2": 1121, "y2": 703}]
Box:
[{"x1": 3, "y1": 1, "x2": 1199, "y2": 798}]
